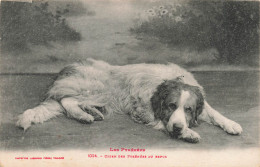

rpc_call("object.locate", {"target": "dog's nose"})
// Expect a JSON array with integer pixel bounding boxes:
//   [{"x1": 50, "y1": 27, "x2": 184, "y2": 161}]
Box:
[
  {"x1": 172, "y1": 124, "x2": 183, "y2": 136},
  {"x1": 173, "y1": 123, "x2": 184, "y2": 129}
]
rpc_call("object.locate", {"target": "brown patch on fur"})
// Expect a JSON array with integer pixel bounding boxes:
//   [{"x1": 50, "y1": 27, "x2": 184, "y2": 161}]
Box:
[{"x1": 151, "y1": 78, "x2": 204, "y2": 128}]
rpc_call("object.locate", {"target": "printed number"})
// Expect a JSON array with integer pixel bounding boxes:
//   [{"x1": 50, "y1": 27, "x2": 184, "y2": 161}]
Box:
[{"x1": 88, "y1": 154, "x2": 98, "y2": 158}]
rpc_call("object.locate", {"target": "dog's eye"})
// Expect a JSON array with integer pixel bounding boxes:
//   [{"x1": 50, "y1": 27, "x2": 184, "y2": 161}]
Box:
[{"x1": 168, "y1": 103, "x2": 177, "y2": 111}]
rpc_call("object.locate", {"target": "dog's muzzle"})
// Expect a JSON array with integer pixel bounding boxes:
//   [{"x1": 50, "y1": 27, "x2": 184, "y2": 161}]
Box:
[{"x1": 169, "y1": 125, "x2": 184, "y2": 138}]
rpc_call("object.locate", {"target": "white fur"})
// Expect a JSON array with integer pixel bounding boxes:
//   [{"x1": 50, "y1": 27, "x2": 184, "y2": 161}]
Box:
[
  {"x1": 167, "y1": 91, "x2": 190, "y2": 132},
  {"x1": 199, "y1": 102, "x2": 243, "y2": 134},
  {"x1": 16, "y1": 100, "x2": 63, "y2": 130},
  {"x1": 16, "y1": 59, "x2": 242, "y2": 138}
]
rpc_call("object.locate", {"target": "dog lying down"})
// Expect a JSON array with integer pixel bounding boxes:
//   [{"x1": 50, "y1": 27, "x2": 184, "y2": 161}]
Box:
[{"x1": 17, "y1": 59, "x2": 242, "y2": 143}]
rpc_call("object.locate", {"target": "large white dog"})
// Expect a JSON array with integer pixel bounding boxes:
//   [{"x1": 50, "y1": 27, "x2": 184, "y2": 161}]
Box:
[{"x1": 17, "y1": 59, "x2": 242, "y2": 143}]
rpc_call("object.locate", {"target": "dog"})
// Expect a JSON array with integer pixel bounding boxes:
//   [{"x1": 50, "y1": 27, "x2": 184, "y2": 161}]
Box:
[{"x1": 16, "y1": 59, "x2": 242, "y2": 143}]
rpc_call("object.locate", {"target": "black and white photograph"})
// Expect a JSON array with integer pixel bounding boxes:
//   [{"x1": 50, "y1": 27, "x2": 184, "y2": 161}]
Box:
[{"x1": 0, "y1": 0, "x2": 259, "y2": 166}]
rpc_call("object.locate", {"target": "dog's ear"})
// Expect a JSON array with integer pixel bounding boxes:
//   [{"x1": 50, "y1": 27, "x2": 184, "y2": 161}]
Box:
[
  {"x1": 151, "y1": 81, "x2": 167, "y2": 120},
  {"x1": 188, "y1": 86, "x2": 204, "y2": 127},
  {"x1": 193, "y1": 86, "x2": 204, "y2": 122},
  {"x1": 151, "y1": 80, "x2": 178, "y2": 120},
  {"x1": 151, "y1": 85, "x2": 166, "y2": 120}
]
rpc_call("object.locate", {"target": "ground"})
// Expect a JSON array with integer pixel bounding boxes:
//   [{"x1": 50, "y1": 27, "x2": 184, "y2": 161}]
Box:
[{"x1": 0, "y1": 71, "x2": 258, "y2": 150}]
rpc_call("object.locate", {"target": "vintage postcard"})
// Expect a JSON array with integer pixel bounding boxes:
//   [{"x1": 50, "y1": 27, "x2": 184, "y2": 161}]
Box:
[{"x1": 0, "y1": 0, "x2": 259, "y2": 166}]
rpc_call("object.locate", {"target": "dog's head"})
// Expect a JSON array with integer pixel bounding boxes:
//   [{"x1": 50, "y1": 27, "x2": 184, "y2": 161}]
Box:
[{"x1": 151, "y1": 78, "x2": 204, "y2": 137}]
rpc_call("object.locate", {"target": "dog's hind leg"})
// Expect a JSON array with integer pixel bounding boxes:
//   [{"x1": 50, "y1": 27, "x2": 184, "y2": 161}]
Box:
[
  {"x1": 60, "y1": 97, "x2": 95, "y2": 123},
  {"x1": 79, "y1": 101, "x2": 105, "y2": 121},
  {"x1": 16, "y1": 100, "x2": 63, "y2": 130}
]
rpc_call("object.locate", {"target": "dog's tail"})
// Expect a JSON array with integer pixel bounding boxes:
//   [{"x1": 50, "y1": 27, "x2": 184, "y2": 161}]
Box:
[{"x1": 16, "y1": 99, "x2": 64, "y2": 130}]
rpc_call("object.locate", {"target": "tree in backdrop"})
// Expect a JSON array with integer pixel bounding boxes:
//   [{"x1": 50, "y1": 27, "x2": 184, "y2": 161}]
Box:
[
  {"x1": 131, "y1": 1, "x2": 259, "y2": 65},
  {"x1": 0, "y1": 1, "x2": 81, "y2": 52}
]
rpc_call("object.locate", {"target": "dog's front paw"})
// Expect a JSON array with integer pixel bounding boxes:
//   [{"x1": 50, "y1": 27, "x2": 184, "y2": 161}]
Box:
[
  {"x1": 78, "y1": 113, "x2": 95, "y2": 123},
  {"x1": 179, "y1": 128, "x2": 201, "y2": 143},
  {"x1": 79, "y1": 102, "x2": 105, "y2": 121},
  {"x1": 223, "y1": 120, "x2": 243, "y2": 135},
  {"x1": 16, "y1": 110, "x2": 33, "y2": 130}
]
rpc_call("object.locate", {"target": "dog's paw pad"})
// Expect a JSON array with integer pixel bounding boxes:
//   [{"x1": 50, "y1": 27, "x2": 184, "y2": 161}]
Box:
[{"x1": 224, "y1": 120, "x2": 243, "y2": 135}]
